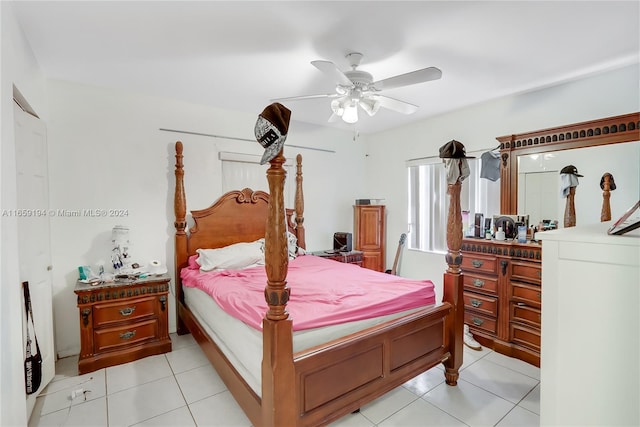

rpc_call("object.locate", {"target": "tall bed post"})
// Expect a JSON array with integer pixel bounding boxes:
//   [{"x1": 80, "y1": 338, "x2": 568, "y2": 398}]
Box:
[
  {"x1": 174, "y1": 141, "x2": 189, "y2": 335},
  {"x1": 261, "y1": 150, "x2": 296, "y2": 426},
  {"x1": 295, "y1": 154, "x2": 306, "y2": 249},
  {"x1": 442, "y1": 180, "x2": 464, "y2": 385}
]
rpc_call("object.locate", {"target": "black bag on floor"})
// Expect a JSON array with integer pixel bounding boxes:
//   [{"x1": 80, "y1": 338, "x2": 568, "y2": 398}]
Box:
[{"x1": 23, "y1": 281, "x2": 43, "y2": 395}]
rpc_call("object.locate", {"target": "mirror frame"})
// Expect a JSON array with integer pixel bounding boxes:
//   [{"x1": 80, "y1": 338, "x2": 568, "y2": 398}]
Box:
[{"x1": 496, "y1": 112, "x2": 640, "y2": 214}]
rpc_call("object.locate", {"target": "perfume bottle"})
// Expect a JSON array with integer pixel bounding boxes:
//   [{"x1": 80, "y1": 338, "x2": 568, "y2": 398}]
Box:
[{"x1": 495, "y1": 226, "x2": 506, "y2": 241}]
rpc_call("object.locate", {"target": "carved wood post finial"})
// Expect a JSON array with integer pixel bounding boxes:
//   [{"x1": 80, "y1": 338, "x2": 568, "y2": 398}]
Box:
[
  {"x1": 564, "y1": 187, "x2": 576, "y2": 228},
  {"x1": 445, "y1": 181, "x2": 463, "y2": 273},
  {"x1": 601, "y1": 174, "x2": 612, "y2": 222},
  {"x1": 295, "y1": 154, "x2": 306, "y2": 249},
  {"x1": 174, "y1": 141, "x2": 187, "y2": 234},
  {"x1": 264, "y1": 150, "x2": 290, "y2": 321}
]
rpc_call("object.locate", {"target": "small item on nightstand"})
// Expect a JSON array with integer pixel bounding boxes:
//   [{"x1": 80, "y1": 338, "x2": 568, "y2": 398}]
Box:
[
  {"x1": 495, "y1": 227, "x2": 505, "y2": 241},
  {"x1": 485, "y1": 230, "x2": 492, "y2": 240}
]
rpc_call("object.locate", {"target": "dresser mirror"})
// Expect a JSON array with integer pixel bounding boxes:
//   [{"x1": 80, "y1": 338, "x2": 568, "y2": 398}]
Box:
[{"x1": 497, "y1": 112, "x2": 640, "y2": 228}]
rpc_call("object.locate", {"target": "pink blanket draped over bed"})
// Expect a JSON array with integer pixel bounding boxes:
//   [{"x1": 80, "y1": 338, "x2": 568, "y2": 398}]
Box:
[{"x1": 181, "y1": 254, "x2": 436, "y2": 331}]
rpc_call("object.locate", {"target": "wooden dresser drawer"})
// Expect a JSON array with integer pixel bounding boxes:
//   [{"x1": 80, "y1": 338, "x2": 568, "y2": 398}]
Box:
[
  {"x1": 511, "y1": 261, "x2": 541, "y2": 285},
  {"x1": 94, "y1": 319, "x2": 158, "y2": 353},
  {"x1": 510, "y1": 323, "x2": 540, "y2": 351},
  {"x1": 511, "y1": 282, "x2": 542, "y2": 308},
  {"x1": 463, "y1": 274, "x2": 498, "y2": 295},
  {"x1": 464, "y1": 312, "x2": 497, "y2": 335},
  {"x1": 464, "y1": 292, "x2": 498, "y2": 317},
  {"x1": 93, "y1": 296, "x2": 157, "y2": 328},
  {"x1": 511, "y1": 303, "x2": 541, "y2": 328},
  {"x1": 461, "y1": 254, "x2": 497, "y2": 275}
]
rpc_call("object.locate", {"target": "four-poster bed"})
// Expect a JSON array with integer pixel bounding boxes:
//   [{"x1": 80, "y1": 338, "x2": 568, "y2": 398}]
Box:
[{"x1": 173, "y1": 141, "x2": 465, "y2": 426}]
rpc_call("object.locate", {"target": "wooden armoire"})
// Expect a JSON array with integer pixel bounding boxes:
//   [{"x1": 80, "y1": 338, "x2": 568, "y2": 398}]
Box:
[{"x1": 354, "y1": 205, "x2": 386, "y2": 272}]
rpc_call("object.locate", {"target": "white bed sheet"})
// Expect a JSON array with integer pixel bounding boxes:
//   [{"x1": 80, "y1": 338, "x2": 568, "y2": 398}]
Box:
[{"x1": 184, "y1": 286, "x2": 427, "y2": 396}]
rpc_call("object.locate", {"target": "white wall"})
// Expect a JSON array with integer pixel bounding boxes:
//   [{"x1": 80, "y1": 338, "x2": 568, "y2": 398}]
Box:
[
  {"x1": 364, "y1": 64, "x2": 640, "y2": 300},
  {"x1": 45, "y1": 80, "x2": 366, "y2": 357},
  {"x1": 0, "y1": 3, "x2": 47, "y2": 426}
]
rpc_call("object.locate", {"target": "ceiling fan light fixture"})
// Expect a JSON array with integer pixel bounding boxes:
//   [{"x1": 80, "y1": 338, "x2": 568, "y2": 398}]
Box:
[
  {"x1": 330, "y1": 99, "x2": 345, "y2": 117},
  {"x1": 360, "y1": 98, "x2": 381, "y2": 116},
  {"x1": 342, "y1": 100, "x2": 358, "y2": 124}
]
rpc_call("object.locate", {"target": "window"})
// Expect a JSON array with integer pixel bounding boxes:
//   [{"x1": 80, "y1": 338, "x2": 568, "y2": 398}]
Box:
[
  {"x1": 219, "y1": 152, "x2": 294, "y2": 206},
  {"x1": 407, "y1": 155, "x2": 500, "y2": 253}
]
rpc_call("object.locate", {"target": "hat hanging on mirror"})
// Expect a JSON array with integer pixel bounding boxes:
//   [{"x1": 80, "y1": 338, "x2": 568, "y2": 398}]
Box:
[
  {"x1": 439, "y1": 140, "x2": 475, "y2": 159},
  {"x1": 559, "y1": 165, "x2": 583, "y2": 177}
]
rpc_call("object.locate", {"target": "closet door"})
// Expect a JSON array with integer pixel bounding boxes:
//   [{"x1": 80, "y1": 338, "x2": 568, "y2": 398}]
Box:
[
  {"x1": 354, "y1": 205, "x2": 386, "y2": 272},
  {"x1": 14, "y1": 102, "x2": 55, "y2": 418}
]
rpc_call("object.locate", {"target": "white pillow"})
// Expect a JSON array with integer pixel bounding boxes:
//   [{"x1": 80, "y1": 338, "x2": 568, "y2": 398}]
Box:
[
  {"x1": 287, "y1": 231, "x2": 298, "y2": 259},
  {"x1": 197, "y1": 239, "x2": 265, "y2": 272}
]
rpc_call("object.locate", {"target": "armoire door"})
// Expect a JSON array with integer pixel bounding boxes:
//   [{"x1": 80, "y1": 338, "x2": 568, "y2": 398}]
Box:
[{"x1": 354, "y1": 205, "x2": 386, "y2": 272}]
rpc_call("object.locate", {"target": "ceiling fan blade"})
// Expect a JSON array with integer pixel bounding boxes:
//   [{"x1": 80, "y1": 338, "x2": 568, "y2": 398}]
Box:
[
  {"x1": 372, "y1": 67, "x2": 442, "y2": 91},
  {"x1": 270, "y1": 93, "x2": 338, "y2": 102},
  {"x1": 311, "y1": 60, "x2": 353, "y2": 87},
  {"x1": 375, "y1": 95, "x2": 419, "y2": 115}
]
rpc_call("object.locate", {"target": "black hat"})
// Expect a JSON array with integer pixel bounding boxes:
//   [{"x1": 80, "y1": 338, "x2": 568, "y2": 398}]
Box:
[
  {"x1": 254, "y1": 103, "x2": 291, "y2": 165},
  {"x1": 560, "y1": 165, "x2": 583, "y2": 177},
  {"x1": 439, "y1": 140, "x2": 475, "y2": 159},
  {"x1": 600, "y1": 173, "x2": 617, "y2": 191}
]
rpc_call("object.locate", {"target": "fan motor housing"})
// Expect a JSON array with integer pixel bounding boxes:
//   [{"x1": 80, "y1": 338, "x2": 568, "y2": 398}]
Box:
[{"x1": 345, "y1": 70, "x2": 373, "y2": 87}]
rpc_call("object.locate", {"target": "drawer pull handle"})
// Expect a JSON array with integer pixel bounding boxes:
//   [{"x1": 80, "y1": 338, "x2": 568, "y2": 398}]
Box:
[
  {"x1": 471, "y1": 260, "x2": 484, "y2": 268},
  {"x1": 473, "y1": 278, "x2": 485, "y2": 288},
  {"x1": 470, "y1": 299, "x2": 482, "y2": 308},
  {"x1": 537, "y1": 292, "x2": 541, "y2": 300},
  {"x1": 119, "y1": 306, "x2": 136, "y2": 316},
  {"x1": 472, "y1": 317, "x2": 484, "y2": 326},
  {"x1": 537, "y1": 271, "x2": 542, "y2": 278},
  {"x1": 120, "y1": 331, "x2": 136, "y2": 340},
  {"x1": 81, "y1": 309, "x2": 91, "y2": 327}
]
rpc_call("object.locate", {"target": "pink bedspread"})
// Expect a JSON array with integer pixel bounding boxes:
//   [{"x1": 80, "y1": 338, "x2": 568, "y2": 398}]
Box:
[{"x1": 181, "y1": 254, "x2": 436, "y2": 331}]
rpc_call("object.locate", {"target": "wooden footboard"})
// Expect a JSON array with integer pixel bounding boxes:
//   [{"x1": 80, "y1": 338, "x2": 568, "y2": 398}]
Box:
[{"x1": 293, "y1": 304, "x2": 451, "y2": 426}]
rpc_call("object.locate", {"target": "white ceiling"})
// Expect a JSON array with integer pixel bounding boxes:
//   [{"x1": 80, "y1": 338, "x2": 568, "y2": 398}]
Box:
[{"x1": 11, "y1": 1, "x2": 640, "y2": 135}]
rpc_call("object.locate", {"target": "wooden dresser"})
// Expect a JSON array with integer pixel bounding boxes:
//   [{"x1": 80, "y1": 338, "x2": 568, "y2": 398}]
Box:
[
  {"x1": 461, "y1": 238, "x2": 542, "y2": 366},
  {"x1": 74, "y1": 275, "x2": 172, "y2": 374},
  {"x1": 354, "y1": 205, "x2": 386, "y2": 272}
]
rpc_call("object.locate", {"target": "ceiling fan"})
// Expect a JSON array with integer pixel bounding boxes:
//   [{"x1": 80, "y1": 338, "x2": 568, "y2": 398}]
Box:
[{"x1": 272, "y1": 52, "x2": 442, "y2": 124}]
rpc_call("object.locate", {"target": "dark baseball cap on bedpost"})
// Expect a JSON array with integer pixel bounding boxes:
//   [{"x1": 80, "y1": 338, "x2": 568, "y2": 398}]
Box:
[
  {"x1": 254, "y1": 102, "x2": 291, "y2": 165},
  {"x1": 438, "y1": 139, "x2": 475, "y2": 159},
  {"x1": 559, "y1": 165, "x2": 583, "y2": 177}
]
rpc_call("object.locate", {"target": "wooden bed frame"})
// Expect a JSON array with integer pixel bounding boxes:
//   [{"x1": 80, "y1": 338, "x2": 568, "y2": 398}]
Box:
[{"x1": 173, "y1": 141, "x2": 464, "y2": 426}]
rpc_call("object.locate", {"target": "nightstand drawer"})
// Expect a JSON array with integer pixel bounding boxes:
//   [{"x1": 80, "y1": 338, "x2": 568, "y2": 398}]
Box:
[
  {"x1": 94, "y1": 319, "x2": 158, "y2": 353},
  {"x1": 464, "y1": 312, "x2": 497, "y2": 335},
  {"x1": 464, "y1": 292, "x2": 498, "y2": 317},
  {"x1": 93, "y1": 296, "x2": 157, "y2": 327},
  {"x1": 463, "y1": 274, "x2": 498, "y2": 295},
  {"x1": 461, "y1": 254, "x2": 497, "y2": 275}
]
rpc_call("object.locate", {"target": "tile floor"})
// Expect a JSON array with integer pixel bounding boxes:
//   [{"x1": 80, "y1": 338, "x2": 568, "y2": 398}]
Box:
[{"x1": 29, "y1": 334, "x2": 540, "y2": 426}]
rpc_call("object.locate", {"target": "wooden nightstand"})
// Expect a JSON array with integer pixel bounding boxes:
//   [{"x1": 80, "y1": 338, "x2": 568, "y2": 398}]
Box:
[
  {"x1": 310, "y1": 250, "x2": 363, "y2": 266},
  {"x1": 74, "y1": 274, "x2": 172, "y2": 374}
]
